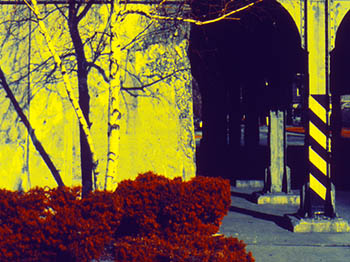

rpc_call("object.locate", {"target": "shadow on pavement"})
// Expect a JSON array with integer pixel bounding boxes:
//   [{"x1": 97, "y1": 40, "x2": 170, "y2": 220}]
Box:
[
  {"x1": 231, "y1": 190, "x2": 257, "y2": 203},
  {"x1": 229, "y1": 205, "x2": 293, "y2": 232}
]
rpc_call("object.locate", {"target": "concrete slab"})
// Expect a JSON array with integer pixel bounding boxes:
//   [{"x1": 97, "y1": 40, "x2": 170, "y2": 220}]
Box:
[
  {"x1": 254, "y1": 192, "x2": 300, "y2": 205},
  {"x1": 286, "y1": 215, "x2": 350, "y2": 233}
]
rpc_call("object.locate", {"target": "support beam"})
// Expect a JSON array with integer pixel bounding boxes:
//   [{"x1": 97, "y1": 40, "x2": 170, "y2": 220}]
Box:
[
  {"x1": 305, "y1": 0, "x2": 334, "y2": 218},
  {"x1": 254, "y1": 110, "x2": 299, "y2": 205},
  {"x1": 267, "y1": 110, "x2": 290, "y2": 193},
  {"x1": 286, "y1": 0, "x2": 350, "y2": 232}
]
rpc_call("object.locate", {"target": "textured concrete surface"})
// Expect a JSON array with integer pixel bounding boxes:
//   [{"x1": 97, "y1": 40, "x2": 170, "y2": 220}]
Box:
[
  {"x1": 255, "y1": 192, "x2": 300, "y2": 205},
  {"x1": 288, "y1": 216, "x2": 350, "y2": 233},
  {"x1": 219, "y1": 186, "x2": 350, "y2": 262}
]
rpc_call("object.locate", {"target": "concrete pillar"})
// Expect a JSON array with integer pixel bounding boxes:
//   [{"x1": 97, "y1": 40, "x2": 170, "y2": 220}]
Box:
[
  {"x1": 304, "y1": 0, "x2": 335, "y2": 217},
  {"x1": 252, "y1": 110, "x2": 299, "y2": 205},
  {"x1": 286, "y1": 0, "x2": 350, "y2": 232},
  {"x1": 266, "y1": 110, "x2": 291, "y2": 193}
]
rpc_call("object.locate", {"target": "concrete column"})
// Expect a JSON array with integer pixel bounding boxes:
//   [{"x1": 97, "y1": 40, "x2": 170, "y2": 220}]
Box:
[
  {"x1": 286, "y1": 0, "x2": 350, "y2": 232},
  {"x1": 266, "y1": 110, "x2": 291, "y2": 193},
  {"x1": 305, "y1": 0, "x2": 334, "y2": 217},
  {"x1": 252, "y1": 109, "x2": 299, "y2": 204}
]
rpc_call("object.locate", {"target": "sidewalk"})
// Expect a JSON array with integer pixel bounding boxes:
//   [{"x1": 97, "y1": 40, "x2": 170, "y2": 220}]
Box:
[{"x1": 219, "y1": 186, "x2": 350, "y2": 262}]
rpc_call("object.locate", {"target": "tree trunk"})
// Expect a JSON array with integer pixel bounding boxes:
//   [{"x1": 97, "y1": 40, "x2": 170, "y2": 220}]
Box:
[
  {"x1": 25, "y1": 0, "x2": 99, "y2": 195},
  {"x1": 105, "y1": 1, "x2": 121, "y2": 190},
  {"x1": 68, "y1": 2, "x2": 93, "y2": 197}
]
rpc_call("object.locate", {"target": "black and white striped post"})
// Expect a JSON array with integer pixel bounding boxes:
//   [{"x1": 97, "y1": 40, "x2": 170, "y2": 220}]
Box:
[
  {"x1": 306, "y1": 94, "x2": 334, "y2": 217},
  {"x1": 288, "y1": 0, "x2": 350, "y2": 232},
  {"x1": 296, "y1": 0, "x2": 336, "y2": 218}
]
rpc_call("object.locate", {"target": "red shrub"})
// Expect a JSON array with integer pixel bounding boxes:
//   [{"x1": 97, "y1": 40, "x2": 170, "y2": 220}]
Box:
[
  {"x1": 159, "y1": 175, "x2": 231, "y2": 236},
  {"x1": 0, "y1": 188, "x2": 49, "y2": 261},
  {"x1": 114, "y1": 172, "x2": 231, "y2": 237},
  {"x1": 37, "y1": 187, "x2": 116, "y2": 261},
  {"x1": 113, "y1": 233, "x2": 254, "y2": 262},
  {"x1": 0, "y1": 187, "x2": 123, "y2": 262},
  {"x1": 187, "y1": 176, "x2": 232, "y2": 228},
  {"x1": 0, "y1": 189, "x2": 23, "y2": 225},
  {"x1": 0, "y1": 172, "x2": 253, "y2": 262}
]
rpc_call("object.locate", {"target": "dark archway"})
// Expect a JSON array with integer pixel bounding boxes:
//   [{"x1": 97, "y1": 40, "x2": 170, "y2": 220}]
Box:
[
  {"x1": 330, "y1": 10, "x2": 350, "y2": 190},
  {"x1": 189, "y1": 0, "x2": 307, "y2": 185}
]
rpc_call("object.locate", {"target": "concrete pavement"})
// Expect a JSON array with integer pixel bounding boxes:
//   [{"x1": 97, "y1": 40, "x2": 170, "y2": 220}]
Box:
[{"x1": 219, "y1": 186, "x2": 350, "y2": 262}]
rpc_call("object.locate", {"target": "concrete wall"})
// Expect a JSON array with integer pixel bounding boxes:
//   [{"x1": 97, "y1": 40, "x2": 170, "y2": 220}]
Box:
[
  {"x1": 0, "y1": 2, "x2": 195, "y2": 191},
  {"x1": 109, "y1": 3, "x2": 196, "y2": 186}
]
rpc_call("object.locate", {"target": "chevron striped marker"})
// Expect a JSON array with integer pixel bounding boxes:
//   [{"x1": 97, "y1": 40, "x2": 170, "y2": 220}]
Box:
[{"x1": 308, "y1": 94, "x2": 333, "y2": 216}]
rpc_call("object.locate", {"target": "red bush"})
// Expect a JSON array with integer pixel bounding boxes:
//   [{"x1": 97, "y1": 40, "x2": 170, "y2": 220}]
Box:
[
  {"x1": 114, "y1": 172, "x2": 231, "y2": 237},
  {"x1": 112, "y1": 173, "x2": 248, "y2": 262},
  {"x1": 0, "y1": 188, "x2": 49, "y2": 261},
  {"x1": 160, "y1": 175, "x2": 231, "y2": 236},
  {"x1": 37, "y1": 187, "x2": 122, "y2": 262},
  {"x1": 0, "y1": 172, "x2": 254, "y2": 262},
  {"x1": 0, "y1": 187, "x2": 123, "y2": 262},
  {"x1": 113, "y1": 233, "x2": 254, "y2": 262}
]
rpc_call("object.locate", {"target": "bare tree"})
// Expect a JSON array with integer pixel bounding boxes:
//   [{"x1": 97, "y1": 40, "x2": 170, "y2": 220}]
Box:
[
  {"x1": 0, "y1": 0, "x2": 261, "y2": 193},
  {"x1": 0, "y1": 0, "x2": 112, "y2": 195},
  {"x1": 23, "y1": 0, "x2": 108, "y2": 197}
]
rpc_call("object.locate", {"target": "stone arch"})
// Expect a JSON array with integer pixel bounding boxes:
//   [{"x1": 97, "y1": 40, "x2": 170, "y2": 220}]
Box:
[
  {"x1": 189, "y1": 0, "x2": 307, "y2": 182},
  {"x1": 277, "y1": 0, "x2": 305, "y2": 47},
  {"x1": 331, "y1": 1, "x2": 350, "y2": 49},
  {"x1": 332, "y1": 9, "x2": 350, "y2": 95},
  {"x1": 330, "y1": 8, "x2": 350, "y2": 189}
]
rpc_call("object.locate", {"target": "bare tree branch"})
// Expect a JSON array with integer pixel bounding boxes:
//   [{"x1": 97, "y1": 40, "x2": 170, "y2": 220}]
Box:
[
  {"x1": 77, "y1": 0, "x2": 94, "y2": 22},
  {"x1": 0, "y1": 67, "x2": 64, "y2": 187},
  {"x1": 86, "y1": 61, "x2": 109, "y2": 83},
  {"x1": 120, "y1": 20, "x2": 154, "y2": 51},
  {"x1": 121, "y1": 67, "x2": 190, "y2": 92},
  {"x1": 54, "y1": 3, "x2": 68, "y2": 20},
  {"x1": 118, "y1": 0, "x2": 263, "y2": 25}
]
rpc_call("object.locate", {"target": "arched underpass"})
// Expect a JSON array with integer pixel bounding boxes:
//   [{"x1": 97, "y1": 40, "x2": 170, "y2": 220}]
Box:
[
  {"x1": 331, "y1": 10, "x2": 350, "y2": 190},
  {"x1": 189, "y1": 0, "x2": 307, "y2": 189}
]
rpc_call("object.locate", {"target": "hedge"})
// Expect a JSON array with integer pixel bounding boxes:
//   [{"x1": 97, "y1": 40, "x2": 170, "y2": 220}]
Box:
[
  {"x1": 0, "y1": 187, "x2": 121, "y2": 262},
  {"x1": 0, "y1": 172, "x2": 254, "y2": 262},
  {"x1": 114, "y1": 233, "x2": 253, "y2": 262},
  {"x1": 114, "y1": 172, "x2": 231, "y2": 237}
]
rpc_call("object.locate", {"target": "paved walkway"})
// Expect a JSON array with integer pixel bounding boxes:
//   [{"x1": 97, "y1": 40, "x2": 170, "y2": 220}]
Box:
[{"x1": 219, "y1": 186, "x2": 350, "y2": 262}]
